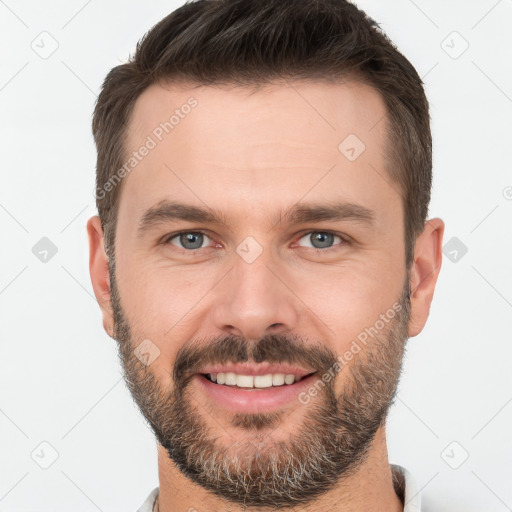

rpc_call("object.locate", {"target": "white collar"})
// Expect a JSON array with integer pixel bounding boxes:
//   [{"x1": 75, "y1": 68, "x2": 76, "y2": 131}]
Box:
[{"x1": 391, "y1": 464, "x2": 422, "y2": 511}]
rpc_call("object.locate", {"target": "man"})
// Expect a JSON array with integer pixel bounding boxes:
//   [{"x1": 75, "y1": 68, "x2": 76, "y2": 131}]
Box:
[{"x1": 87, "y1": 0, "x2": 444, "y2": 510}]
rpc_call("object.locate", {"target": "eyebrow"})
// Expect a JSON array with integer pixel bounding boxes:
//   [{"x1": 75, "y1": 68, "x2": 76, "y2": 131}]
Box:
[{"x1": 137, "y1": 199, "x2": 375, "y2": 236}]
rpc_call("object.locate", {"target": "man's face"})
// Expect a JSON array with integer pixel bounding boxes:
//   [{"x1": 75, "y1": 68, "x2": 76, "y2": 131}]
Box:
[{"x1": 106, "y1": 80, "x2": 412, "y2": 507}]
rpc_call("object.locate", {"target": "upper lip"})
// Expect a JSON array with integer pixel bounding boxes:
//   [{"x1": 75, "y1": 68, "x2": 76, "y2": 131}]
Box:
[{"x1": 197, "y1": 363, "x2": 316, "y2": 378}]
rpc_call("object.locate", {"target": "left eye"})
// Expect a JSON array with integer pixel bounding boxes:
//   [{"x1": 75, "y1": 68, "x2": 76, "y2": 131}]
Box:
[{"x1": 296, "y1": 232, "x2": 343, "y2": 250}]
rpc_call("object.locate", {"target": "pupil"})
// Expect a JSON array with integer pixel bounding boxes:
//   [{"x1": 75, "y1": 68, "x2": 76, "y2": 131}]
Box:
[
  {"x1": 311, "y1": 232, "x2": 333, "y2": 249},
  {"x1": 180, "y1": 232, "x2": 203, "y2": 250}
]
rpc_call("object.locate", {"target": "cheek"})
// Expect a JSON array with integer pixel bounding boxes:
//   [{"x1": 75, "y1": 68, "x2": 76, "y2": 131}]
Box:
[
  {"x1": 290, "y1": 257, "x2": 403, "y2": 338},
  {"x1": 114, "y1": 262, "x2": 217, "y2": 369},
  {"x1": 117, "y1": 254, "x2": 200, "y2": 322},
  {"x1": 304, "y1": 279, "x2": 404, "y2": 396}
]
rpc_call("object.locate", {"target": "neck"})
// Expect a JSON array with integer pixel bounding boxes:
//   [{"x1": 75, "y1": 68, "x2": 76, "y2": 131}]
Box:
[{"x1": 155, "y1": 426, "x2": 403, "y2": 512}]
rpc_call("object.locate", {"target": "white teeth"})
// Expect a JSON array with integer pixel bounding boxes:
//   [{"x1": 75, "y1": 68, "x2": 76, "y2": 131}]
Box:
[
  {"x1": 225, "y1": 372, "x2": 237, "y2": 385},
  {"x1": 237, "y1": 374, "x2": 254, "y2": 388},
  {"x1": 272, "y1": 374, "x2": 285, "y2": 386},
  {"x1": 208, "y1": 372, "x2": 305, "y2": 388},
  {"x1": 284, "y1": 374, "x2": 295, "y2": 385},
  {"x1": 254, "y1": 374, "x2": 273, "y2": 388}
]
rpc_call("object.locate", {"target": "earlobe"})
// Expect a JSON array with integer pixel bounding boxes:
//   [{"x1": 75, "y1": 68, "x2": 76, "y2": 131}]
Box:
[
  {"x1": 408, "y1": 218, "x2": 445, "y2": 337},
  {"x1": 87, "y1": 215, "x2": 114, "y2": 337}
]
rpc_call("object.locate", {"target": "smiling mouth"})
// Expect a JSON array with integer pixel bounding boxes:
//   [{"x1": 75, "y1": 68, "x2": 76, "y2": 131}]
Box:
[{"x1": 201, "y1": 372, "x2": 317, "y2": 389}]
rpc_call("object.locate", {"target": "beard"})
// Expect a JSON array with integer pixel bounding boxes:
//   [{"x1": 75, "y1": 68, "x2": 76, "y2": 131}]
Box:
[{"x1": 109, "y1": 263, "x2": 410, "y2": 509}]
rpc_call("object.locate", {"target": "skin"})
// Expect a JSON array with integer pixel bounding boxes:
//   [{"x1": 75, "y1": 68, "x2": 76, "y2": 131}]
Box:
[{"x1": 88, "y1": 79, "x2": 444, "y2": 511}]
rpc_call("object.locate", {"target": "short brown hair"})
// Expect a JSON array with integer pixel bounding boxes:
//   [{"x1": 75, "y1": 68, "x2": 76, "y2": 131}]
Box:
[{"x1": 92, "y1": 0, "x2": 431, "y2": 265}]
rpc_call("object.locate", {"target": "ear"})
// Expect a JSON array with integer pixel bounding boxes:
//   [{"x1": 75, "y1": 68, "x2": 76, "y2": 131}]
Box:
[
  {"x1": 87, "y1": 215, "x2": 114, "y2": 337},
  {"x1": 408, "y1": 218, "x2": 445, "y2": 337}
]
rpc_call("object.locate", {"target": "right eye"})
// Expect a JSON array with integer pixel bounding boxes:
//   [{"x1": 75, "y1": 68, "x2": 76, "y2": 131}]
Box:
[{"x1": 165, "y1": 231, "x2": 214, "y2": 251}]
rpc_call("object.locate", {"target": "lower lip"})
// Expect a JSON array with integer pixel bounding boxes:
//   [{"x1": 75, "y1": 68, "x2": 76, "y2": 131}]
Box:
[{"x1": 194, "y1": 373, "x2": 319, "y2": 414}]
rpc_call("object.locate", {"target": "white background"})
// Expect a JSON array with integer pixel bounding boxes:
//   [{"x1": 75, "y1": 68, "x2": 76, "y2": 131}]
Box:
[{"x1": 0, "y1": 1, "x2": 511, "y2": 510}]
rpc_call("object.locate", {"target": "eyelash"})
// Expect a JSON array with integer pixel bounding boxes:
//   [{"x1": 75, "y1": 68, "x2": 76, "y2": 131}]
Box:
[{"x1": 162, "y1": 230, "x2": 349, "y2": 253}]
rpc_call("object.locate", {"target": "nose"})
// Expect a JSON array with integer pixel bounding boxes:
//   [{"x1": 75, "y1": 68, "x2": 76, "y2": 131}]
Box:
[{"x1": 211, "y1": 248, "x2": 299, "y2": 342}]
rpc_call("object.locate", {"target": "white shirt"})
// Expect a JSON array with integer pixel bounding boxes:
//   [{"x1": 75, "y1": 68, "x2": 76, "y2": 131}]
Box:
[{"x1": 136, "y1": 464, "x2": 421, "y2": 511}]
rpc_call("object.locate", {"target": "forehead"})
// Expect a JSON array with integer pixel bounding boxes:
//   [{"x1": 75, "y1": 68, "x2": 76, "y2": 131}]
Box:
[{"x1": 119, "y1": 79, "x2": 397, "y2": 229}]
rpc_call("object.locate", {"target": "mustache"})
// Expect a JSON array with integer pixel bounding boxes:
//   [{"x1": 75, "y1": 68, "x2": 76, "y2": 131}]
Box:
[{"x1": 173, "y1": 333, "x2": 339, "y2": 386}]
